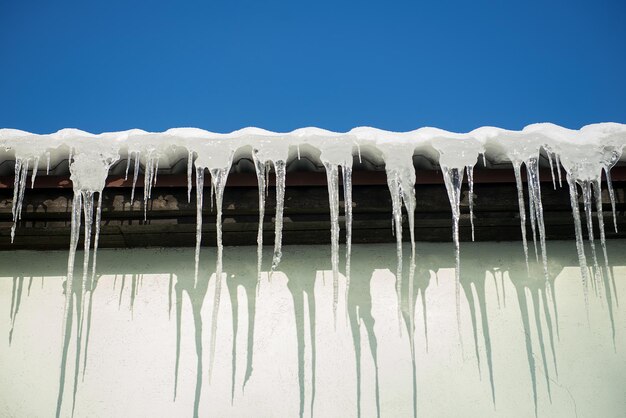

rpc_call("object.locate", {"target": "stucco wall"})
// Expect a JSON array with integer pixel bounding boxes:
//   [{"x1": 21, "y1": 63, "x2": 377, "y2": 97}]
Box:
[{"x1": 1, "y1": 241, "x2": 625, "y2": 417}]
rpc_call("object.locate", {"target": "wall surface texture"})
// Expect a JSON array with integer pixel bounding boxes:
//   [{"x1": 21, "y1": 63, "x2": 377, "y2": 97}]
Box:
[{"x1": 1, "y1": 241, "x2": 625, "y2": 417}]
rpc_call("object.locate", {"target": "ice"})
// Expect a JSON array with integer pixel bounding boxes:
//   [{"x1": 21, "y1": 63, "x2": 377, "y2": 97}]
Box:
[
  {"x1": 323, "y1": 161, "x2": 341, "y2": 320},
  {"x1": 207, "y1": 164, "x2": 231, "y2": 380},
  {"x1": 441, "y1": 165, "x2": 464, "y2": 332},
  {"x1": 467, "y1": 164, "x2": 475, "y2": 241},
  {"x1": 604, "y1": 169, "x2": 618, "y2": 232},
  {"x1": 31, "y1": 156, "x2": 39, "y2": 188},
  {"x1": 271, "y1": 160, "x2": 286, "y2": 273},
  {"x1": 10, "y1": 158, "x2": 29, "y2": 242},
  {"x1": 194, "y1": 167, "x2": 205, "y2": 287},
  {"x1": 547, "y1": 151, "x2": 557, "y2": 189},
  {"x1": 342, "y1": 165, "x2": 353, "y2": 303},
  {"x1": 91, "y1": 193, "x2": 103, "y2": 283},
  {"x1": 57, "y1": 146, "x2": 119, "y2": 415},
  {"x1": 124, "y1": 154, "x2": 131, "y2": 180},
  {"x1": 432, "y1": 132, "x2": 483, "y2": 335},
  {"x1": 512, "y1": 162, "x2": 530, "y2": 269},
  {"x1": 581, "y1": 180, "x2": 602, "y2": 288},
  {"x1": 252, "y1": 151, "x2": 267, "y2": 280},
  {"x1": 244, "y1": 131, "x2": 290, "y2": 277},
  {"x1": 317, "y1": 133, "x2": 354, "y2": 322},
  {"x1": 566, "y1": 175, "x2": 590, "y2": 298},
  {"x1": 526, "y1": 157, "x2": 549, "y2": 281},
  {"x1": 555, "y1": 153, "x2": 563, "y2": 187},
  {"x1": 187, "y1": 150, "x2": 194, "y2": 203},
  {"x1": 130, "y1": 151, "x2": 140, "y2": 204}
]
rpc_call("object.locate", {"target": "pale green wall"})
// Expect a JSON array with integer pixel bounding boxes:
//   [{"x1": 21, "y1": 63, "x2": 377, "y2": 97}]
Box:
[{"x1": 1, "y1": 241, "x2": 625, "y2": 417}]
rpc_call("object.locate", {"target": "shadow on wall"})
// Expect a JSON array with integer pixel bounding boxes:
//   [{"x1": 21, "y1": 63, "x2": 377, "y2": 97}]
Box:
[{"x1": 1, "y1": 241, "x2": 625, "y2": 418}]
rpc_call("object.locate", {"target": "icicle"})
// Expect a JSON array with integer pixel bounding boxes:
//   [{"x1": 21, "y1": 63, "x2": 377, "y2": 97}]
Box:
[
  {"x1": 526, "y1": 167, "x2": 540, "y2": 262},
  {"x1": 193, "y1": 167, "x2": 205, "y2": 287},
  {"x1": 513, "y1": 162, "x2": 530, "y2": 270},
  {"x1": 187, "y1": 150, "x2": 193, "y2": 204},
  {"x1": 481, "y1": 152, "x2": 487, "y2": 167},
  {"x1": 324, "y1": 162, "x2": 341, "y2": 322},
  {"x1": 124, "y1": 152, "x2": 131, "y2": 181},
  {"x1": 441, "y1": 165, "x2": 464, "y2": 335},
  {"x1": 467, "y1": 165, "x2": 475, "y2": 241},
  {"x1": 342, "y1": 165, "x2": 353, "y2": 306},
  {"x1": 547, "y1": 151, "x2": 557, "y2": 190},
  {"x1": 143, "y1": 155, "x2": 154, "y2": 221},
  {"x1": 582, "y1": 181, "x2": 602, "y2": 289},
  {"x1": 356, "y1": 143, "x2": 362, "y2": 164},
  {"x1": 90, "y1": 193, "x2": 103, "y2": 283},
  {"x1": 270, "y1": 160, "x2": 286, "y2": 273},
  {"x1": 208, "y1": 164, "x2": 231, "y2": 381},
  {"x1": 46, "y1": 152, "x2": 51, "y2": 175},
  {"x1": 15, "y1": 159, "x2": 29, "y2": 223},
  {"x1": 593, "y1": 179, "x2": 615, "y2": 300},
  {"x1": 566, "y1": 174, "x2": 590, "y2": 300},
  {"x1": 604, "y1": 168, "x2": 618, "y2": 233},
  {"x1": 57, "y1": 191, "x2": 83, "y2": 417},
  {"x1": 63, "y1": 192, "x2": 82, "y2": 325},
  {"x1": 265, "y1": 163, "x2": 271, "y2": 198},
  {"x1": 31, "y1": 156, "x2": 39, "y2": 188},
  {"x1": 10, "y1": 159, "x2": 23, "y2": 243},
  {"x1": 252, "y1": 152, "x2": 266, "y2": 280},
  {"x1": 526, "y1": 157, "x2": 549, "y2": 281},
  {"x1": 11, "y1": 158, "x2": 30, "y2": 243},
  {"x1": 153, "y1": 158, "x2": 159, "y2": 187},
  {"x1": 130, "y1": 152, "x2": 140, "y2": 204},
  {"x1": 387, "y1": 171, "x2": 404, "y2": 329},
  {"x1": 555, "y1": 153, "x2": 563, "y2": 187},
  {"x1": 79, "y1": 192, "x2": 95, "y2": 333},
  {"x1": 210, "y1": 181, "x2": 215, "y2": 213},
  {"x1": 297, "y1": 144, "x2": 301, "y2": 160}
]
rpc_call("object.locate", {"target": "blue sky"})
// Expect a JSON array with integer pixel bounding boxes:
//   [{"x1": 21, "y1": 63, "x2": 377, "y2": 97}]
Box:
[{"x1": 1, "y1": 0, "x2": 625, "y2": 134}]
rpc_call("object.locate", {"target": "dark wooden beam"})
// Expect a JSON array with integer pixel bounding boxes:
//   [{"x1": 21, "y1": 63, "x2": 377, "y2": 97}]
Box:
[{"x1": 0, "y1": 177, "x2": 624, "y2": 249}]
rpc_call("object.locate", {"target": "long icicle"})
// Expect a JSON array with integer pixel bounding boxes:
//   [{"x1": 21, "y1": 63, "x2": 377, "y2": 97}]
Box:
[
  {"x1": 526, "y1": 165, "x2": 540, "y2": 262},
  {"x1": 208, "y1": 165, "x2": 231, "y2": 382},
  {"x1": 31, "y1": 156, "x2": 39, "y2": 188},
  {"x1": 56, "y1": 190, "x2": 82, "y2": 418},
  {"x1": 187, "y1": 150, "x2": 193, "y2": 204},
  {"x1": 566, "y1": 174, "x2": 590, "y2": 304},
  {"x1": 593, "y1": 179, "x2": 618, "y2": 303},
  {"x1": 15, "y1": 159, "x2": 29, "y2": 228},
  {"x1": 581, "y1": 181, "x2": 602, "y2": 291},
  {"x1": 526, "y1": 157, "x2": 549, "y2": 281},
  {"x1": 342, "y1": 165, "x2": 353, "y2": 313},
  {"x1": 604, "y1": 167, "x2": 618, "y2": 233},
  {"x1": 441, "y1": 165, "x2": 464, "y2": 338},
  {"x1": 513, "y1": 161, "x2": 530, "y2": 270},
  {"x1": 10, "y1": 158, "x2": 24, "y2": 243},
  {"x1": 82, "y1": 192, "x2": 103, "y2": 377},
  {"x1": 324, "y1": 162, "x2": 341, "y2": 324},
  {"x1": 130, "y1": 152, "x2": 140, "y2": 204},
  {"x1": 467, "y1": 165, "x2": 475, "y2": 242},
  {"x1": 547, "y1": 151, "x2": 557, "y2": 190},
  {"x1": 386, "y1": 171, "x2": 404, "y2": 330},
  {"x1": 194, "y1": 167, "x2": 204, "y2": 288},
  {"x1": 143, "y1": 155, "x2": 154, "y2": 221},
  {"x1": 270, "y1": 160, "x2": 286, "y2": 273},
  {"x1": 252, "y1": 152, "x2": 266, "y2": 281}
]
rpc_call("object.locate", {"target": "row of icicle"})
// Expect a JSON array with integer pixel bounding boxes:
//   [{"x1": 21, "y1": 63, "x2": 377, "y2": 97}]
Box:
[{"x1": 1, "y1": 123, "x2": 625, "y2": 417}]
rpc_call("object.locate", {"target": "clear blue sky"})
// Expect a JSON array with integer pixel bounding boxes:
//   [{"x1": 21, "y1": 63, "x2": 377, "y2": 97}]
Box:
[{"x1": 1, "y1": 0, "x2": 625, "y2": 134}]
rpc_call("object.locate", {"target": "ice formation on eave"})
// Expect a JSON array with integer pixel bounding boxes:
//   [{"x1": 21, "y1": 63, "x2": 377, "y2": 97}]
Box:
[{"x1": 2, "y1": 123, "x2": 626, "y2": 416}]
